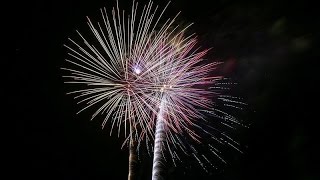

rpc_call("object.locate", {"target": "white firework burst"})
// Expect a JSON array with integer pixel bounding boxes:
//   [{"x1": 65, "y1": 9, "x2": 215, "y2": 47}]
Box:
[{"x1": 62, "y1": 1, "x2": 247, "y2": 179}]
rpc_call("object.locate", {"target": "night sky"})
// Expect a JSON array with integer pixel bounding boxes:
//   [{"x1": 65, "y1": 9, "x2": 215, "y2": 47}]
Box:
[{"x1": 11, "y1": 0, "x2": 319, "y2": 179}]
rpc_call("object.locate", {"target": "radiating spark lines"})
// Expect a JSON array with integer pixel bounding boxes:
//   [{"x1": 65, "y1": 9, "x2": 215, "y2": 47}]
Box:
[{"x1": 63, "y1": 0, "x2": 246, "y2": 176}]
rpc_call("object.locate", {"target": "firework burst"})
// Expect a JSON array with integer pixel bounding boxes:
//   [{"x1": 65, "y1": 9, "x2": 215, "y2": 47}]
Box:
[{"x1": 62, "y1": 0, "x2": 246, "y2": 179}]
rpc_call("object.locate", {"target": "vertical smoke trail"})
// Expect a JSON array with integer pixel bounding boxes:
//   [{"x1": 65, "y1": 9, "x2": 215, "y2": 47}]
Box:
[
  {"x1": 128, "y1": 136, "x2": 137, "y2": 180},
  {"x1": 152, "y1": 98, "x2": 166, "y2": 180}
]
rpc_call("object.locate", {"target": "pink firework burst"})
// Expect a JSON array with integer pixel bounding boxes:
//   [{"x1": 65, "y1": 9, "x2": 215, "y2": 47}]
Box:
[{"x1": 62, "y1": 1, "x2": 246, "y2": 179}]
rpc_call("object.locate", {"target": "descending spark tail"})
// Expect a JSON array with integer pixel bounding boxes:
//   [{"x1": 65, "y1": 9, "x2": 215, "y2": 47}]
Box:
[
  {"x1": 152, "y1": 98, "x2": 166, "y2": 180},
  {"x1": 128, "y1": 139, "x2": 138, "y2": 180}
]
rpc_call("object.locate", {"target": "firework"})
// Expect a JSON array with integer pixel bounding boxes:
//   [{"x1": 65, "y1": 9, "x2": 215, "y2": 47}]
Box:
[{"x1": 63, "y1": 0, "x2": 246, "y2": 179}]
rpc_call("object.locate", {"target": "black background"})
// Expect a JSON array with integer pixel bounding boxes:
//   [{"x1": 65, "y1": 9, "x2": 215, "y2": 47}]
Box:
[{"x1": 11, "y1": 0, "x2": 319, "y2": 179}]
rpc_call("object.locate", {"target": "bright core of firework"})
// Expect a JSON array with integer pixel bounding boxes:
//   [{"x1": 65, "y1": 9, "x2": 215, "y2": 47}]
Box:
[{"x1": 133, "y1": 65, "x2": 142, "y2": 75}]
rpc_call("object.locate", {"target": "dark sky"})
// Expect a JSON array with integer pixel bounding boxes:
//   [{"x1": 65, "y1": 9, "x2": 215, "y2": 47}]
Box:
[{"x1": 11, "y1": 0, "x2": 319, "y2": 179}]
